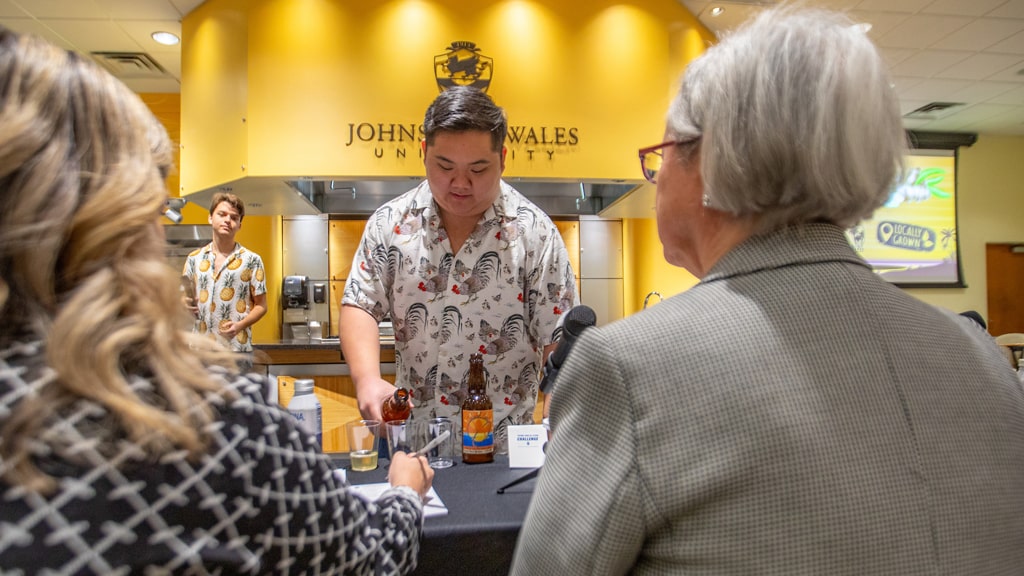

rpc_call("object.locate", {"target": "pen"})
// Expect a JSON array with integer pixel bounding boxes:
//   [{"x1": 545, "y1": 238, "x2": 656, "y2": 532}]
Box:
[{"x1": 413, "y1": 430, "x2": 451, "y2": 456}]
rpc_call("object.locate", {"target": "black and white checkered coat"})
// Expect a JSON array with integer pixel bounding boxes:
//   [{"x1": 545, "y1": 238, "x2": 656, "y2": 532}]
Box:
[
  {"x1": 0, "y1": 341, "x2": 423, "y2": 575},
  {"x1": 512, "y1": 223, "x2": 1024, "y2": 575}
]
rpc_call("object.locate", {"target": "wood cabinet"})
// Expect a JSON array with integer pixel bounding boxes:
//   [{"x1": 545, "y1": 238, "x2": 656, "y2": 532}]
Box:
[
  {"x1": 328, "y1": 219, "x2": 366, "y2": 281},
  {"x1": 278, "y1": 373, "x2": 396, "y2": 453},
  {"x1": 328, "y1": 218, "x2": 369, "y2": 337},
  {"x1": 554, "y1": 219, "x2": 581, "y2": 289}
]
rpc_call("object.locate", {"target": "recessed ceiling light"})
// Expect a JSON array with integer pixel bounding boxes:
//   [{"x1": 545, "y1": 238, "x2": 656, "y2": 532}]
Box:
[
  {"x1": 710, "y1": 6, "x2": 725, "y2": 17},
  {"x1": 151, "y1": 31, "x2": 180, "y2": 46}
]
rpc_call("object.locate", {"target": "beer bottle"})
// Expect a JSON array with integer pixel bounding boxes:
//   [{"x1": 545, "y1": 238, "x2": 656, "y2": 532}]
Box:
[
  {"x1": 382, "y1": 387, "x2": 412, "y2": 422},
  {"x1": 461, "y1": 353, "x2": 494, "y2": 463}
]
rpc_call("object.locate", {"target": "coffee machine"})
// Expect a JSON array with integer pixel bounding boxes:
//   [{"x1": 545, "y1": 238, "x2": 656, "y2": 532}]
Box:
[
  {"x1": 281, "y1": 216, "x2": 332, "y2": 342},
  {"x1": 282, "y1": 275, "x2": 311, "y2": 341}
]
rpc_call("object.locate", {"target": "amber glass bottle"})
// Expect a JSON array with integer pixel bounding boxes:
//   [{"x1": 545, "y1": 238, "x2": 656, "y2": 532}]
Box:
[
  {"x1": 461, "y1": 353, "x2": 494, "y2": 463},
  {"x1": 382, "y1": 387, "x2": 411, "y2": 422}
]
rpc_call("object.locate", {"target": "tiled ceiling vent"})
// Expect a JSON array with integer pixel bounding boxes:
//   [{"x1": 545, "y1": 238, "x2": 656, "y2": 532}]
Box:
[
  {"x1": 904, "y1": 101, "x2": 965, "y2": 120},
  {"x1": 90, "y1": 51, "x2": 168, "y2": 79}
]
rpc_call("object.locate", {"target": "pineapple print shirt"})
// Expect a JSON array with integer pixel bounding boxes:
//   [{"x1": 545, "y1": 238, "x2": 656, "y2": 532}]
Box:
[
  {"x1": 184, "y1": 242, "x2": 267, "y2": 352},
  {"x1": 342, "y1": 180, "x2": 579, "y2": 450}
]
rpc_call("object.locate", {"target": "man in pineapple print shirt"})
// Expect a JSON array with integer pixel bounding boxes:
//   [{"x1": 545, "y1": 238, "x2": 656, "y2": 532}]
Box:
[{"x1": 184, "y1": 192, "x2": 268, "y2": 362}]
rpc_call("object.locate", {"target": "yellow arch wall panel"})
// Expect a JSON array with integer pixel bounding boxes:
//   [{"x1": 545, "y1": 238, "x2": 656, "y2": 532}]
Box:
[
  {"x1": 181, "y1": 0, "x2": 250, "y2": 192},
  {"x1": 181, "y1": 0, "x2": 714, "y2": 190}
]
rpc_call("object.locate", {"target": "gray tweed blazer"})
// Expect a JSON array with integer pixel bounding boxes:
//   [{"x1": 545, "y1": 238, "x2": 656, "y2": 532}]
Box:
[{"x1": 511, "y1": 223, "x2": 1024, "y2": 575}]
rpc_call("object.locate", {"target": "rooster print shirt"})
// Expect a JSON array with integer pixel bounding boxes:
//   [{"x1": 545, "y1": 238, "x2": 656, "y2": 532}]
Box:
[
  {"x1": 184, "y1": 243, "x2": 267, "y2": 352},
  {"x1": 342, "y1": 180, "x2": 579, "y2": 450}
]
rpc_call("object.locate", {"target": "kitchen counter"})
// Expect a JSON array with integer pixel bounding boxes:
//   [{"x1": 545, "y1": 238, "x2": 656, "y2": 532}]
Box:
[
  {"x1": 253, "y1": 338, "x2": 398, "y2": 450},
  {"x1": 253, "y1": 338, "x2": 395, "y2": 366}
]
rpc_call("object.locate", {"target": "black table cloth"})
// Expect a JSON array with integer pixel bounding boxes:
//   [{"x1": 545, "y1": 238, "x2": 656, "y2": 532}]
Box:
[{"x1": 334, "y1": 454, "x2": 540, "y2": 576}]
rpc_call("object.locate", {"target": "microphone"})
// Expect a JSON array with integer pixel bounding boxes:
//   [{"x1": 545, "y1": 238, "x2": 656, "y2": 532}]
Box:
[{"x1": 539, "y1": 305, "x2": 597, "y2": 395}]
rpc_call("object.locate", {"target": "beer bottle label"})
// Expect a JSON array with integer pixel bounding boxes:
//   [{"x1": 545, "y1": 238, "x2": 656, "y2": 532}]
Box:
[{"x1": 462, "y1": 409, "x2": 494, "y2": 454}]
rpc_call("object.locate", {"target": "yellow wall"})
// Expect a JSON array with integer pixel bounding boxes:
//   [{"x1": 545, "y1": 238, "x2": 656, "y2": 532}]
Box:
[
  {"x1": 180, "y1": 0, "x2": 250, "y2": 193},
  {"x1": 181, "y1": 0, "x2": 715, "y2": 191},
  {"x1": 622, "y1": 218, "x2": 697, "y2": 316}
]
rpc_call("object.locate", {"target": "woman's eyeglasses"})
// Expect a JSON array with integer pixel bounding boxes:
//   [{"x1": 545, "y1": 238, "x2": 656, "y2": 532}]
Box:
[{"x1": 637, "y1": 138, "x2": 698, "y2": 184}]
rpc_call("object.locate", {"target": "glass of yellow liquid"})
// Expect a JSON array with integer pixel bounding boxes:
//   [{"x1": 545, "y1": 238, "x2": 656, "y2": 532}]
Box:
[{"x1": 346, "y1": 419, "x2": 381, "y2": 472}]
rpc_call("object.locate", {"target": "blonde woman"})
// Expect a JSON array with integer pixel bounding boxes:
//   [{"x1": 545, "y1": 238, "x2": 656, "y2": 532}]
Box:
[{"x1": 0, "y1": 27, "x2": 432, "y2": 575}]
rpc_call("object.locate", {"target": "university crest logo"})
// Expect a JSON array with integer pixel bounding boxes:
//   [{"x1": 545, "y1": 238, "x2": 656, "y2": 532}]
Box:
[{"x1": 434, "y1": 41, "x2": 493, "y2": 92}]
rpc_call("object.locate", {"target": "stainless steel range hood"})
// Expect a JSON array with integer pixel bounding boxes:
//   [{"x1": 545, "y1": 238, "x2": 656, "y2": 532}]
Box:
[
  {"x1": 184, "y1": 177, "x2": 644, "y2": 217},
  {"x1": 163, "y1": 224, "x2": 212, "y2": 257}
]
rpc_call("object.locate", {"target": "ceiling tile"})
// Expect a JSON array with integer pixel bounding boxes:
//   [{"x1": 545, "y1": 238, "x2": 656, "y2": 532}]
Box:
[
  {"x1": 169, "y1": 0, "x2": 206, "y2": 17},
  {"x1": 940, "y1": 18, "x2": 1024, "y2": 51},
  {"x1": 900, "y1": 77, "x2": 975, "y2": 100},
  {"x1": 0, "y1": 17, "x2": 73, "y2": 49},
  {"x1": 921, "y1": 0, "x2": 1008, "y2": 17},
  {"x1": 850, "y1": 10, "x2": 909, "y2": 39},
  {"x1": 987, "y1": 30, "x2": 1024, "y2": 55},
  {"x1": 876, "y1": 14, "x2": 974, "y2": 49},
  {"x1": 14, "y1": 0, "x2": 105, "y2": 19},
  {"x1": 147, "y1": 49, "x2": 181, "y2": 76},
  {"x1": 42, "y1": 18, "x2": 141, "y2": 52},
  {"x1": 889, "y1": 50, "x2": 972, "y2": 77},
  {"x1": 855, "y1": 0, "x2": 932, "y2": 13},
  {"x1": 987, "y1": 84, "x2": 1024, "y2": 105},
  {"x1": 930, "y1": 102, "x2": 1021, "y2": 128},
  {"x1": 935, "y1": 53, "x2": 1024, "y2": 80},
  {"x1": 812, "y1": 0, "x2": 860, "y2": 10},
  {"x1": 985, "y1": 59, "x2": 1024, "y2": 81},
  {"x1": 947, "y1": 81, "x2": 1019, "y2": 103},
  {"x1": 890, "y1": 76, "x2": 925, "y2": 94},
  {"x1": 878, "y1": 46, "x2": 918, "y2": 67},
  {"x1": 121, "y1": 76, "x2": 181, "y2": 93},
  {"x1": 92, "y1": 0, "x2": 181, "y2": 20},
  {"x1": 988, "y1": 1, "x2": 1024, "y2": 19},
  {"x1": 0, "y1": 0, "x2": 27, "y2": 17}
]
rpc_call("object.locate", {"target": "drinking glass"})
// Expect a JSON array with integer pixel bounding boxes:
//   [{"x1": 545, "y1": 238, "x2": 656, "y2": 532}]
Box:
[
  {"x1": 346, "y1": 419, "x2": 380, "y2": 472},
  {"x1": 385, "y1": 419, "x2": 422, "y2": 456},
  {"x1": 426, "y1": 417, "x2": 455, "y2": 469}
]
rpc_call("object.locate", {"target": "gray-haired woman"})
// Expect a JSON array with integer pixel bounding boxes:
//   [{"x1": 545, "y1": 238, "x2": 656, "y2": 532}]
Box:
[{"x1": 513, "y1": 6, "x2": 1024, "y2": 575}]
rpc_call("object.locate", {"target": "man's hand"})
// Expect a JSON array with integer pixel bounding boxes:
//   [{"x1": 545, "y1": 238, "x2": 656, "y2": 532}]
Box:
[
  {"x1": 183, "y1": 295, "x2": 199, "y2": 318},
  {"x1": 218, "y1": 320, "x2": 241, "y2": 340},
  {"x1": 356, "y1": 377, "x2": 398, "y2": 422}
]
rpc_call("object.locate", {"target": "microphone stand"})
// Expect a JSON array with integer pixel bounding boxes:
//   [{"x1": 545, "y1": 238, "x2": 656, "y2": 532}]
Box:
[
  {"x1": 496, "y1": 428, "x2": 549, "y2": 494},
  {"x1": 496, "y1": 467, "x2": 540, "y2": 494}
]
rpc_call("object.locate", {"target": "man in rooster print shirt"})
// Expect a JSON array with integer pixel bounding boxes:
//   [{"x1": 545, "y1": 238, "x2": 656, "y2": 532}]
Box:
[
  {"x1": 184, "y1": 193, "x2": 268, "y2": 363},
  {"x1": 341, "y1": 87, "x2": 579, "y2": 451}
]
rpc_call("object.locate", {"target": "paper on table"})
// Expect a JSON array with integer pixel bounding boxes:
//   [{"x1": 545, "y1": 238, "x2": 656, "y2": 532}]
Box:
[{"x1": 337, "y1": 473, "x2": 448, "y2": 518}]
